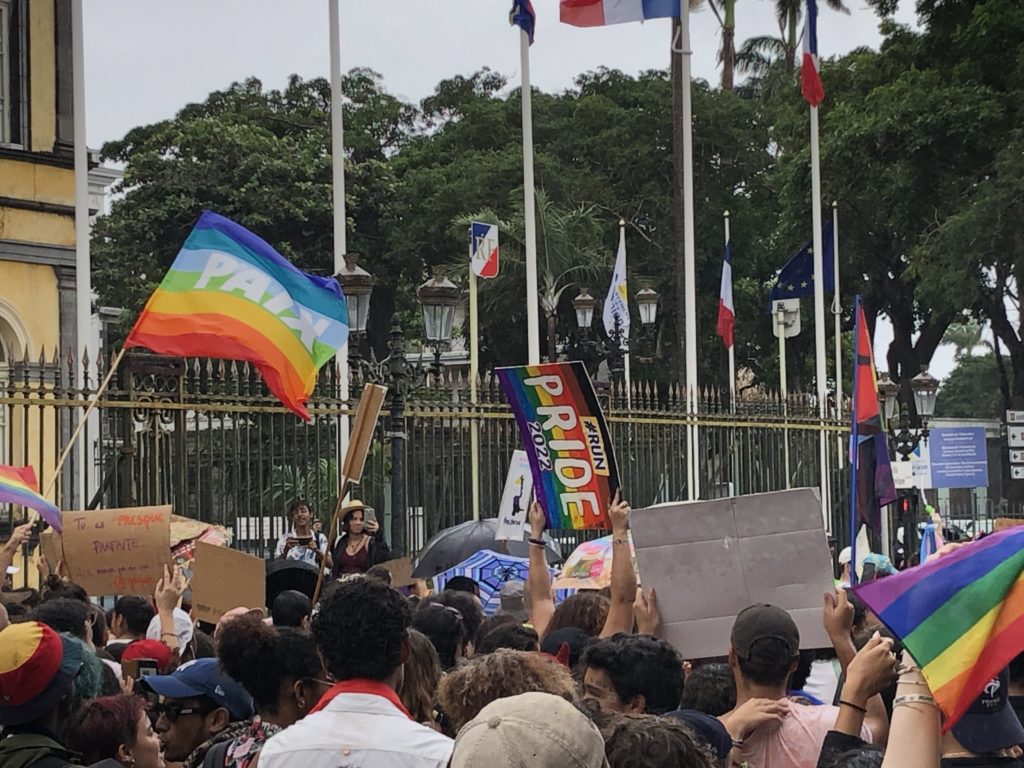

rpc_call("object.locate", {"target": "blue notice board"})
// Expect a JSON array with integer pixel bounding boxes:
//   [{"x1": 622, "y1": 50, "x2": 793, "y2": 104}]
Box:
[{"x1": 929, "y1": 427, "x2": 989, "y2": 488}]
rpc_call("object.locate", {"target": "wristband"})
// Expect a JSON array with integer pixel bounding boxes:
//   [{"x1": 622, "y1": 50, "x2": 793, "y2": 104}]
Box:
[
  {"x1": 838, "y1": 699, "x2": 867, "y2": 714},
  {"x1": 528, "y1": 538, "x2": 546, "y2": 547},
  {"x1": 893, "y1": 694, "x2": 937, "y2": 709}
]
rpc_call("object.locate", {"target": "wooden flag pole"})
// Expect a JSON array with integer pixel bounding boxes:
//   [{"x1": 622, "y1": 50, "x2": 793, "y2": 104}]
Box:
[
  {"x1": 42, "y1": 347, "x2": 127, "y2": 500},
  {"x1": 311, "y1": 383, "x2": 388, "y2": 605}
]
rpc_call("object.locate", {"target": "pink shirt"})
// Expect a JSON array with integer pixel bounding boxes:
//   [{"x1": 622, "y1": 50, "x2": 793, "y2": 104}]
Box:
[{"x1": 738, "y1": 702, "x2": 872, "y2": 768}]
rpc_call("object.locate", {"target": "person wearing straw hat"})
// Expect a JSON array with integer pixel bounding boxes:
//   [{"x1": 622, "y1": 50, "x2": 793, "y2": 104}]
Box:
[{"x1": 330, "y1": 500, "x2": 390, "y2": 578}]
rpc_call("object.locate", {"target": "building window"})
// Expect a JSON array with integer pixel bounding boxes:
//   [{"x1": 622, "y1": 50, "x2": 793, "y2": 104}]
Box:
[{"x1": 0, "y1": 0, "x2": 27, "y2": 147}]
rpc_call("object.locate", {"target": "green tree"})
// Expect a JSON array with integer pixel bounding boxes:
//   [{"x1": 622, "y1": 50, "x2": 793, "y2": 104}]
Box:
[
  {"x1": 942, "y1": 320, "x2": 986, "y2": 361},
  {"x1": 934, "y1": 355, "x2": 1007, "y2": 420},
  {"x1": 261, "y1": 458, "x2": 339, "y2": 521}
]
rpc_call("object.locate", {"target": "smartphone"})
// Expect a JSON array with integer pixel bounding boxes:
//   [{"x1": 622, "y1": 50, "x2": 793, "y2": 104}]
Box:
[
  {"x1": 363, "y1": 509, "x2": 377, "y2": 526},
  {"x1": 296, "y1": 536, "x2": 313, "y2": 545},
  {"x1": 122, "y1": 658, "x2": 158, "y2": 681}
]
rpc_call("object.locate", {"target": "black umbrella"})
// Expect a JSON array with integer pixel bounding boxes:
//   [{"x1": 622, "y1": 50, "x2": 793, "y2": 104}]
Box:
[
  {"x1": 265, "y1": 559, "x2": 321, "y2": 607},
  {"x1": 412, "y1": 518, "x2": 561, "y2": 579}
]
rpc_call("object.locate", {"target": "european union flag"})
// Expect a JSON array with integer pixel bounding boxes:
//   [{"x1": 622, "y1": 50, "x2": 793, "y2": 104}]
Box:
[{"x1": 769, "y1": 220, "x2": 835, "y2": 303}]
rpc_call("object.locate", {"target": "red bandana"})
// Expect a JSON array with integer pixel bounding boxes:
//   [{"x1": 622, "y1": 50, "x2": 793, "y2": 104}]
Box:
[{"x1": 308, "y1": 678, "x2": 413, "y2": 720}]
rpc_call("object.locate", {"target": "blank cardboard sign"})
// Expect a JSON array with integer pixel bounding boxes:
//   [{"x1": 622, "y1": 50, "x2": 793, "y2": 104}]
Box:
[
  {"x1": 191, "y1": 542, "x2": 266, "y2": 624},
  {"x1": 631, "y1": 488, "x2": 834, "y2": 659}
]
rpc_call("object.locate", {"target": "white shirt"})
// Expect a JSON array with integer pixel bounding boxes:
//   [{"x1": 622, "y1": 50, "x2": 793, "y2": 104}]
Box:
[
  {"x1": 258, "y1": 691, "x2": 453, "y2": 768},
  {"x1": 273, "y1": 530, "x2": 329, "y2": 565}
]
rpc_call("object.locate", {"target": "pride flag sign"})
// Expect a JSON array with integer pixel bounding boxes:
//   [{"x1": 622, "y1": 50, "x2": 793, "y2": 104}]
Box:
[
  {"x1": 855, "y1": 527, "x2": 1024, "y2": 729},
  {"x1": 0, "y1": 465, "x2": 61, "y2": 532},
  {"x1": 126, "y1": 212, "x2": 348, "y2": 421},
  {"x1": 497, "y1": 362, "x2": 619, "y2": 529}
]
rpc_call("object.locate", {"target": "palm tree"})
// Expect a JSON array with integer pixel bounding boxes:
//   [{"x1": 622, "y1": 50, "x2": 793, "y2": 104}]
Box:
[
  {"x1": 943, "y1": 320, "x2": 987, "y2": 361},
  {"x1": 262, "y1": 458, "x2": 339, "y2": 521},
  {"x1": 737, "y1": 0, "x2": 849, "y2": 77},
  {"x1": 453, "y1": 191, "x2": 609, "y2": 363}
]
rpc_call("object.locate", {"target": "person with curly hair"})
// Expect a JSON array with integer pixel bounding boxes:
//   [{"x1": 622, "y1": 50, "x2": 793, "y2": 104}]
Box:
[
  {"x1": 541, "y1": 591, "x2": 610, "y2": 641},
  {"x1": 67, "y1": 694, "x2": 165, "y2": 768},
  {"x1": 582, "y1": 634, "x2": 684, "y2": 715},
  {"x1": 257, "y1": 575, "x2": 453, "y2": 768},
  {"x1": 214, "y1": 614, "x2": 329, "y2": 768},
  {"x1": 436, "y1": 648, "x2": 577, "y2": 733},
  {"x1": 603, "y1": 714, "x2": 717, "y2": 768}
]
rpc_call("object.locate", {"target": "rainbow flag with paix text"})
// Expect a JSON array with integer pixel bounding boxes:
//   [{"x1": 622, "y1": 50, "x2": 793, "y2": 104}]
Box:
[
  {"x1": 125, "y1": 212, "x2": 348, "y2": 421},
  {"x1": 855, "y1": 527, "x2": 1024, "y2": 729},
  {"x1": 0, "y1": 465, "x2": 62, "y2": 532}
]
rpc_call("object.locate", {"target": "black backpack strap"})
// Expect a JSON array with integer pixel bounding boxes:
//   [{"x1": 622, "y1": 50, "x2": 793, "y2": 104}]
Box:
[{"x1": 201, "y1": 740, "x2": 232, "y2": 768}]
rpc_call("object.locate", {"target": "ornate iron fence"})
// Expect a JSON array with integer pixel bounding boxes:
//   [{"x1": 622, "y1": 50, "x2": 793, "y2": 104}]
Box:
[{"x1": 2, "y1": 350, "x2": 855, "y2": 559}]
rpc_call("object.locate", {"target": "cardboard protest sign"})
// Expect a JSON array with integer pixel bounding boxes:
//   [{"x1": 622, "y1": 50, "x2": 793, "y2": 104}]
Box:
[
  {"x1": 495, "y1": 450, "x2": 534, "y2": 541},
  {"x1": 344, "y1": 384, "x2": 387, "y2": 484},
  {"x1": 630, "y1": 488, "x2": 833, "y2": 658},
  {"x1": 190, "y1": 542, "x2": 266, "y2": 624},
  {"x1": 496, "y1": 362, "x2": 618, "y2": 529},
  {"x1": 59, "y1": 506, "x2": 172, "y2": 596},
  {"x1": 375, "y1": 556, "x2": 416, "y2": 587}
]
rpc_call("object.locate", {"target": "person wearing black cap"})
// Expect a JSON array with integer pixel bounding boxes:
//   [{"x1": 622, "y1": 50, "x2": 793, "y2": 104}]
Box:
[
  {"x1": 941, "y1": 669, "x2": 1024, "y2": 767},
  {"x1": 140, "y1": 657, "x2": 254, "y2": 768},
  {"x1": 721, "y1": 603, "x2": 886, "y2": 768}
]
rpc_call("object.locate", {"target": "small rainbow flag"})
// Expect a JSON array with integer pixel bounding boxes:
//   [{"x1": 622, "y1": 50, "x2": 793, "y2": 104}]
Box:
[
  {"x1": 497, "y1": 362, "x2": 619, "y2": 530},
  {"x1": 125, "y1": 212, "x2": 348, "y2": 421},
  {"x1": 0, "y1": 465, "x2": 61, "y2": 532},
  {"x1": 855, "y1": 527, "x2": 1024, "y2": 729}
]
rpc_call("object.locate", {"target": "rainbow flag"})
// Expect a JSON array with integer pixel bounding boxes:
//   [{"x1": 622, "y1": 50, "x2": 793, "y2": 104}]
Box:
[
  {"x1": 854, "y1": 527, "x2": 1024, "y2": 729},
  {"x1": 497, "y1": 362, "x2": 618, "y2": 529},
  {"x1": 0, "y1": 465, "x2": 61, "y2": 532},
  {"x1": 125, "y1": 212, "x2": 348, "y2": 420}
]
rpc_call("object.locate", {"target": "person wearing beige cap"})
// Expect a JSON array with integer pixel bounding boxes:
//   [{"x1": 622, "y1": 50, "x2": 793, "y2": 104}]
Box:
[{"x1": 450, "y1": 691, "x2": 609, "y2": 768}]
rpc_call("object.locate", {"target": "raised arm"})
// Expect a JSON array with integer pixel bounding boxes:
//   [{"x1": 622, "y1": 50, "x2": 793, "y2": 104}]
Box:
[
  {"x1": 0, "y1": 522, "x2": 32, "y2": 582},
  {"x1": 881, "y1": 651, "x2": 940, "y2": 768},
  {"x1": 600, "y1": 490, "x2": 637, "y2": 638},
  {"x1": 526, "y1": 501, "x2": 555, "y2": 637}
]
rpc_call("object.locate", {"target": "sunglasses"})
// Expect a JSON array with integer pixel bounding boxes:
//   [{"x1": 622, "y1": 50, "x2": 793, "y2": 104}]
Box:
[{"x1": 155, "y1": 702, "x2": 215, "y2": 723}]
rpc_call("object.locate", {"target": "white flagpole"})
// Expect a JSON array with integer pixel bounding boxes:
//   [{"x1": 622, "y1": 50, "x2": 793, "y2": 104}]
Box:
[
  {"x1": 680, "y1": 4, "x2": 699, "y2": 500},
  {"x1": 777, "y1": 305, "x2": 791, "y2": 489},
  {"x1": 469, "y1": 240, "x2": 481, "y2": 520},
  {"x1": 329, "y1": 0, "x2": 350, "y2": 467},
  {"x1": 832, "y1": 201, "x2": 844, "y2": 470},
  {"x1": 811, "y1": 104, "x2": 829, "y2": 528},
  {"x1": 71, "y1": 0, "x2": 90, "y2": 509},
  {"x1": 619, "y1": 220, "x2": 632, "y2": 410},
  {"x1": 520, "y1": 32, "x2": 540, "y2": 365},
  {"x1": 724, "y1": 211, "x2": 735, "y2": 411}
]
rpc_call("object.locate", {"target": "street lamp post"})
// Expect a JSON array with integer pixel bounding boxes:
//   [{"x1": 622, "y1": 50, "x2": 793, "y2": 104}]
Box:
[
  {"x1": 635, "y1": 287, "x2": 659, "y2": 362},
  {"x1": 876, "y1": 368, "x2": 940, "y2": 563},
  {"x1": 335, "y1": 260, "x2": 461, "y2": 557}
]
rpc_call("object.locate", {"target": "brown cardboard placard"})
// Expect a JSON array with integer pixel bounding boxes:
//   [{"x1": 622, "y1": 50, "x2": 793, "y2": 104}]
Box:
[
  {"x1": 630, "y1": 488, "x2": 834, "y2": 659},
  {"x1": 375, "y1": 556, "x2": 415, "y2": 587},
  {"x1": 343, "y1": 384, "x2": 387, "y2": 484},
  {"x1": 190, "y1": 541, "x2": 266, "y2": 624},
  {"x1": 994, "y1": 517, "x2": 1024, "y2": 532},
  {"x1": 59, "y1": 506, "x2": 172, "y2": 596}
]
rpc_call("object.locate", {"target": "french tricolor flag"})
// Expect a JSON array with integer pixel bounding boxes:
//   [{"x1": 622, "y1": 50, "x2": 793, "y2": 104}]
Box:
[
  {"x1": 560, "y1": 0, "x2": 679, "y2": 27},
  {"x1": 801, "y1": 0, "x2": 825, "y2": 106},
  {"x1": 716, "y1": 242, "x2": 735, "y2": 349}
]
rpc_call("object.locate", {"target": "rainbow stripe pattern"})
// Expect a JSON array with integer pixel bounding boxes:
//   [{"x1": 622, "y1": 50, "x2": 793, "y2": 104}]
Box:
[
  {"x1": 0, "y1": 465, "x2": 61, "y2": 532},
  {"x1": 855, "y1": 527, "x2": 1024, "y2": 729},
  {"x1": 126, "y1": 212, "x2": 348, "y2": 421},
  {"x1": 497, "y1": 362, "x2": 618, "y2": 529}
]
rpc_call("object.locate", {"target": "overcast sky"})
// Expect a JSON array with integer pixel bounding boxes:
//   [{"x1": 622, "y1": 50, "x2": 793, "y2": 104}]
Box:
[{"x1": 83, "y1": 0, "x2": 960, "y2": 378}]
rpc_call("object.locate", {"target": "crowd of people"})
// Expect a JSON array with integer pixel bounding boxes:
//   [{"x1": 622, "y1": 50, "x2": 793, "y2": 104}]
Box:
[{"x1": 1, "y1": 495, "x2": 1023, "y2": 768}]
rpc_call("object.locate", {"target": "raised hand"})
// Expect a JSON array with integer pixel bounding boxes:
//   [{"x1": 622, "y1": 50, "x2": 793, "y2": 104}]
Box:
[
  {"x1": 721, "y1": 697, "x2": 790, "y2": 741},
  {"x1": 528, "y1": 501, "x2": 546, "y2": 539},
  {"x1": 844, "y1": 631, "x2": 897, "y2": 706},
  {"x1": 633, "y1": 587, "x2": 661, "y2": 636},
  {"x1": 608, "y1": 489, "x2": 630, "y2": 535},
  {"x1": 823, "y1": 588, "x2": 855, "y2": 641}
]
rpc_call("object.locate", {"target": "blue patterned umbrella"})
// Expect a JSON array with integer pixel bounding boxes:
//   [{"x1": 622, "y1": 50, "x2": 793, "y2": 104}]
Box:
[{"x1": 433, "y1": 549, "x2": 556, "y2": 616}]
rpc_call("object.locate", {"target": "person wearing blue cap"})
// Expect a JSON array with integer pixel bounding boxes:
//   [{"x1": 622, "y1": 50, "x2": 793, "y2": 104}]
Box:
[{"x1": 140, "y1": 657, "x2": 254, "y2": 768}]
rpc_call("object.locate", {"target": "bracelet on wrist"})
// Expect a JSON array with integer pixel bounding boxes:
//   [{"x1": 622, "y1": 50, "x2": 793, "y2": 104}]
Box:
[
  {"x1": 731, "y1": 738, "x2": 744, "y2": 749},
  {"x1": 893, "y1": 694, "x2": 937, "y2": 709},
  {"x1": 838, "y1": 699, "x2": 867, "y2": 714},
  {"x1": 528, "y1": 538, "x2": 546, "y2": 547}
]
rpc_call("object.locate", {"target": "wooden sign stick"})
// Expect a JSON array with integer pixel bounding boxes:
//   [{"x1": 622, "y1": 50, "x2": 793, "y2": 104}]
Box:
[{"x1": 311, "y1": 384, "x2": 388, "y2": 605}]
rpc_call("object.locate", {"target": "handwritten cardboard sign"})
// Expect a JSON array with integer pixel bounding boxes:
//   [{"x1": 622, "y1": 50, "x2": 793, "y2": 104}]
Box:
[
  {"x1": 495, "y1": 450, "x2": 534, "y2": 541},
  {"x1": 630, "y1": 488, "x2": 834, "y2": 658},
  {"x1": 59, "y1": 506, "x2": 172, "y2": 596},
  {"x1": 190, "y1": 542, "x2": 266, "y2": 623},
  {"x1": 496, "y1": 362, "x2": 619, "y2": 529}
]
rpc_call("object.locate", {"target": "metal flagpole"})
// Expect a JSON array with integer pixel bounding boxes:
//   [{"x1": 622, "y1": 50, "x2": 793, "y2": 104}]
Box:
[
  {"x1": 469, "y1": 234, "x2": 481, "y2": 520},
  {"x1": 724, "y1": 211, "x2": 735, "y2": 410},
  {"x1": 71, "y1": 0, "x2": 90, "y2": 510},
  {"x1": 680, "y1": 3, "x2": 699, "y2": 500},
  {"x1": 520, "y1": 31, "x2": 540, "y2": 365},
  {"x1": 329, "y1": 0, "x2": 351, "y2": 479},
  {"x1": 777, "y1": 306, "x2": 791, "y2": 489},
  {"x1": 810, "y1": 105, "x2": 829, "y2": 527},
  {"x1": 832, "y1": 201, "x2": 844, "y2": 470}
]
